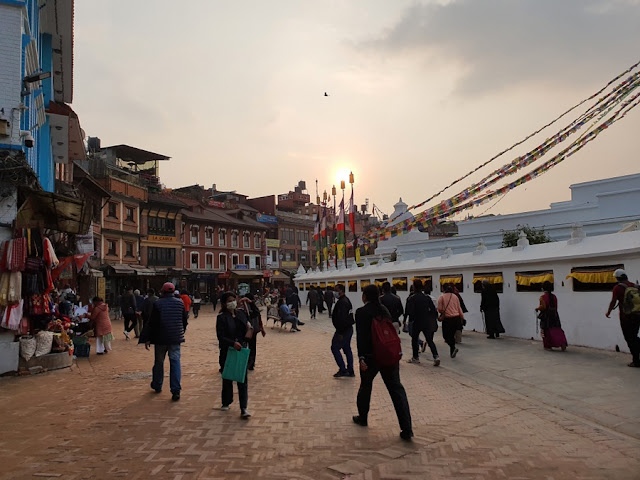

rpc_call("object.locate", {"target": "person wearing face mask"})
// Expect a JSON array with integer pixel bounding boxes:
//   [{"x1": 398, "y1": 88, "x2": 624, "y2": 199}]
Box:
[{"x1": 216, "y1": 292, "x2": 252, "y2": 418}]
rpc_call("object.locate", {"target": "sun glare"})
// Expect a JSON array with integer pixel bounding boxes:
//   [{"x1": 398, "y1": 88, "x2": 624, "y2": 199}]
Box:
[{"x1": 335, "y1": 168, "x2": 352, "y2": 187}]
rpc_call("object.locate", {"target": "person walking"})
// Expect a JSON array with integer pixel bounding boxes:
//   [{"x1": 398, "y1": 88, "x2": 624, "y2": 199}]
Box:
[
  {"x1": 380, "y1": 282, "x2": 404, "y2": 334},
  {"x1": 307, "y1": 286, "x2": 319, "y2": 319},
  {"x1": 134, "y1": 289, "x2": 144, "y2": 338},
  {"x1": 217, "y1": 291, "x2": 252, "y2": 418},
  {"x1": 331, "y1": 283, "x2": 355, "y2": 377},
  {"x1": 121, "y1": 287, "x2": 137, "y2": 340},
  {"x1": 317, "y1": 286, "x2": 326, "y2": 314},
  {"x1": 352, "y1": 285, "x2": 413, "y2": 441},
  {"x1": 239, "y1": 293, "x2": 265, "y2": 370},
  {"x1": 180, "y1": 290, "x2": 192, "y2": 319},
  {"x1": 437, "y1": 284, "x2": 465, "y2": 358},
  {"x1": 606, "y1": 269, "x2": 640, "y2": 367},
  {"x1": 141, "y1": 282, "x2": 188, "y2": 401},
  {"x1": 324, "y1": 287, "x2": 335, "y2": 316},
  {"x1": 536, "y1": 281, "x2": 568, "y2": 351},
  {"x1": 141, "y1": 288, "x2": 158, "y2": 332},
  {"x1": 480, "y1": 280, "x2": 505, "y2": 339},
  {"x1": 192, "y1": 292, "x2": 202, "y2": 318},
  {"x1": 406, "y1": 279, "x2": 440, "y2": 366},
  {"x1": 85, "y1": 297, "x2": 113, "y2": 355}
]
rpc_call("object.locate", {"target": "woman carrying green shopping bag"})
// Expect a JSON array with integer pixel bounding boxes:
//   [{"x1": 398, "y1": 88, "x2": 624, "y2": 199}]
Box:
[{"x1": 216, "y1": 291, "x2": 252, "y2": 418}]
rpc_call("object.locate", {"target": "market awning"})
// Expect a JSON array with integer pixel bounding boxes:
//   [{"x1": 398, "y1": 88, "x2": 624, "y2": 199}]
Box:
[
  {"x1": 516, "y1": 272, "x2": 554, "y2": 286},
  {"x1": 231, "y1": 270, "x2": 264, "y2": 278},
  {"x1": 439, "y1": 275, "x2": 462, "y2": 285},
  {"x1": 129, "y1": 265, "x2": 156, "y2": 276},
  {"x1": 472, "y1": 273, "x2": 504, "y2": 284},
  {"x1": 16, "y1": 190, "x2": 91, "y2": 235},
  {"x1": 109, "y1": 264, "x2": 136, "y2": 275}
]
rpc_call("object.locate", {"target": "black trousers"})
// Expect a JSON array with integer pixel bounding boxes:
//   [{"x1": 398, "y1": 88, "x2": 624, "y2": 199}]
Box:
[
  {"x1": 123, "y1": 312, "x2": 136, "y2": 332},
  {"x1": 309, "y1": 304, "x2": 317, "y2": 318},
  {"x1": 441, "y1": 317, "x2": 460, "y2": 353},
  {"x1": 412, "y1": 323, "x2": 438, "y2": 359},
  {"x1": 621, "y1": 315, "x2": 640, "y2": 364},
  {"x1": 357, "y1": 363, "x2": 412, "y2": 433}
]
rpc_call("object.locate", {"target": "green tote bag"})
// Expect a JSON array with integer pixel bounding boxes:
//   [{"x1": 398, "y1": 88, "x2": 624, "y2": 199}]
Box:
[{"x1": 222, "y1": 347, "x2": 250, "y2": 383}]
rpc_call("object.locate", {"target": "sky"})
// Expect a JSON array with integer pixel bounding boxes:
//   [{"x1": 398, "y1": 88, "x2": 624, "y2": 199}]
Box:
[{"x1": 73, "y1": 0, "x2": 640, "y2": 223}]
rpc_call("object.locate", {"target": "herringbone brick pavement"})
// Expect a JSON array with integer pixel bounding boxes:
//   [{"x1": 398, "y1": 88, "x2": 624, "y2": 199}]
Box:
[{"x1": 0, "y1": 306, "x2": 638, "y2": 479}]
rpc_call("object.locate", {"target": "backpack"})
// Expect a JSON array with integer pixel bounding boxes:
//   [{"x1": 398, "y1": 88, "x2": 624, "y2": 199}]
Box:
[
  {"x1": 620, "y1": 283, "x2": 640, "y2": 316},
  {"x1": 371, "y1": 315, "x2": 402, "y2": 367}
]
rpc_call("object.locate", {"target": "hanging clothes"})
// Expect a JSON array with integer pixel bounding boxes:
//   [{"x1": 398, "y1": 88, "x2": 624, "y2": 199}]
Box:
[
  {"x1": 10, "y1": 237, "x2": 26, "y2": 272},
  {"x1": 0, "y1": 299, "x2": 23, "y2": 330},
  {"x1": 7, "y1": 271, "x2": 21, "y2": 303}
]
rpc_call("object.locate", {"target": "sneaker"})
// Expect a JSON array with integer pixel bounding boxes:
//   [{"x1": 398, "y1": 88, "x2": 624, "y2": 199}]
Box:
[
  {"x1": 407, "y1": 357, "x2": 420, "y2": 364},
  {"x1": 123, "y1": 331, "x2": 130, "y2": 340},
  {"x1": 150, "y1": 382, "x2": 161, "y2": 394},
  {"x1": 220, "y1": 405, "x2": 230, "y2": 411},
  {"x1": 352, "y1": 415, "x2": 368, "y2": 427},
  {"x1": 171, "y1": 393, "x2": 180, "y2": 401},
  {"x1": 290, "y1": 328, "x2": 299, "y2": 333},
  {"x1": 433, "y1": 358, "x2": 440, "y2": 367},
  {"x1": 297, "y1": 321, "x2": 305, "y2": 326},
  {"x1": 400, "y1": 430, "x2": 414, "y2": 441},
  {"x1": 347, "y1": 371, "x2": 356, "y2": 377},
  {"x1": 241, "y1": 409, "x2": 252, "y2": 418},
  {"x1": 451, "y1": 348, "x2": 459, "y2": 358},
  {"x1": 333, "y1": 370, "x2": 348, "y2": 378}
]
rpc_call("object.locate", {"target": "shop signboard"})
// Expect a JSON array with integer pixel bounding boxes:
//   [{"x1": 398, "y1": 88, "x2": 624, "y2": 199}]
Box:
[
  {"x1": 301, "y1": 240, "x2": 308, "y2": 251},
  {"x1": 266, "y1": 239, "x2": 280, "y2": 248},
  {"x1": 234, "y1": 264, "x2": 249, "y2": 270},
  {"x1": 257, "y1": 214, "x2": 278, "y2": 224},
  {"x1": 149, "y1": 235, "x2": 175, "y2": 242},
  {"x1": 281, "y1": 261, "x2": 297, "y2": 268}
]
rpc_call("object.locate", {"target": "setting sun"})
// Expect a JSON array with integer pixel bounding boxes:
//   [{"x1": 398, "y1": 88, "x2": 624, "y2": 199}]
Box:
[{"x1": 335, "y1": 168, "x2": 352, "y2": 187}]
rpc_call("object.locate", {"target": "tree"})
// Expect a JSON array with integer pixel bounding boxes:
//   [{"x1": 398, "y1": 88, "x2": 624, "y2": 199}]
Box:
[{"x1": 501, "y1": 225, "x2": 553, "y2": 248}]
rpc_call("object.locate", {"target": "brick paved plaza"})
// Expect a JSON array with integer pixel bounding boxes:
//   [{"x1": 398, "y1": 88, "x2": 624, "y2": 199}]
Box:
[{"x1": 1, "y1": 307, "x2": 639, "y2": 479}]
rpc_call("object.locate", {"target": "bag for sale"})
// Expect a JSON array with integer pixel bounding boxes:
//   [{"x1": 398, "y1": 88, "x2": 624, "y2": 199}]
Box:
[{"x1": 19, "y1": 335, "x2": 37, "y2": 361}]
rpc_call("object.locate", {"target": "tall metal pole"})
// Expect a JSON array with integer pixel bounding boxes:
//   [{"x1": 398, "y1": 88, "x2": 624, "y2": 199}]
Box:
[
  {"x1": 341, "y1": 180, "x2": 347, "y2": 268},
  {"x1": 332, "y1": 185, "x2": 337, "y2": 268},
  {"x1": 350, "y1": 171, "x2": 356, "y2": 264}
]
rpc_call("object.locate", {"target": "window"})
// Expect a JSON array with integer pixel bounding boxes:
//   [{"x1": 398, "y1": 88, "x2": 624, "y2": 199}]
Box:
[
  {"x1": 191, "y1": 252, "x2": 199, "y2": 269},
  {"x1": 107, "y1": 202, "x2": 118, "y2": 218},
  {"x1": 205, "y1": 228, "x2": 213, "y2": 246},
  {"x1": 254, "y1": 233, "x2": 261, "y2": 249},
  {"x1": 148, "y1": 216, "x2": 175, "y2": 236},
  {"x1": 439, "y1": 274, "x2": 463, "y2": 292},
  {"x1": 411, "y1": 275, "x2": 433, "y2": 293},
  {"x1": 232, "y1": 254, "x2": 239, "y2": 266},
  {"x1": 337, "y1": 281, "x2": 345, "y2": 291},
  {"x1": 516, "y1": 270, "x2": 554, "y2": 292},
  {"x1": 280, "y1": 227, "x2": 295, "y2": 244},
  {"x1": 243, "y1": 255, "x2": 250, "y2": 266},
  {"x1": 473, "y1": 272, "x2": 504, "y2": 293},
  {"x1": 298, "y1": 283, "x2": 304, "y2": 291},
  {"x1": 219, "y1": 254, "x2": 227, "y2": 271},
  {"x1": 148, "y1": 247, "x2": 176, "y2": 266},
  {"x1": 298, "y1": 230, "x2": 309, "y2": 246},
  {"x1": 392, "y1": 277, "x2": 408, "y2": 291},
  {"x1": 205, "y1": 253, "x2": 214, "y2": 270},
  {"x1": 255, "y1": 256, "x2": 261, "y2": 269},
  {"x1": 219, "y1": 229, "x2": 227, "y2": 247},
  {"x1": 360, "y1": 279, "x2": 371, "y2": 289},
  {"x1": 243, "y1": 231, "x2": 250, "y2": 248},
  {"x1": 271, "y1": 250, "x2": 277, "y2": 262},
  {"x1": 348, "y1": 280, "x2": 357, "y2": 292},
  {"x1": 231, "y1": 231, "x2": 239, "y2": 248},
  {"x1": 319, "y1": 282, "x2": 326, "y2": 288},
  {"x1": 125, "y1": 242, "x2": 134, "y2": 258},
  {"x1": 190, "y1": 226, "x2": 199, "y2": 245},
  {"x1": 125, "y1": 206, "x2": 135, "y2": 222},
  {"x1": 107, "y1": 239, "x2": 117, "y2": 256},
  {"x1": 305, "y1": 282, "x2": 311, "y2": 290},
  {"x1": 568, "y1": 264, "x2": 623, "y2": 292}
]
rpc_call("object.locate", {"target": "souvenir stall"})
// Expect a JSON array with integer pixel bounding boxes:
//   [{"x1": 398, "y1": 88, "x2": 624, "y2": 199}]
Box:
[{"x1": 0, "y1": 230, "x2": 88, "y2": 374}]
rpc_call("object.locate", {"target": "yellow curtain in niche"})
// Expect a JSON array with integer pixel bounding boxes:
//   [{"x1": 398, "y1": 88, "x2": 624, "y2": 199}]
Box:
[
  {"x1": 439, "y1": 275, "x2": 462, "y2": 285},
  {"x1": 472, "y1": 274, "x2": 504, "y2": 285},
  {"x1": 515, "y1": 273, "x2": 554, "y2": 286},
  {"x1": 566, "y1": 271, "x2": 616, "y2": 284}
]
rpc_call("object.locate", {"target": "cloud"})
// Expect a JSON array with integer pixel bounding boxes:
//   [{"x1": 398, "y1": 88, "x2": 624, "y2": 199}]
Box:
[{"x1": 360, "y1": 0, "x2": 640, "y2": 96}]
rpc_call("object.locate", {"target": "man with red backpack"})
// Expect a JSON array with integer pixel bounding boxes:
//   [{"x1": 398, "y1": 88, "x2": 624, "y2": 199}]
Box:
[
  {"x1": 606, "y1": 269, "x2": 640, "y2": 368},
  {"x1": 352, "y1": 285, "x2": 413, "y2": 441}
]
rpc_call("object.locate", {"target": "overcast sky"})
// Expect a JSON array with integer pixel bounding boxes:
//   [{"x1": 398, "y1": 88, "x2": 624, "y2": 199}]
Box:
[{"x1": 73, "y1": 0, "x2": 640, "y2": 223}]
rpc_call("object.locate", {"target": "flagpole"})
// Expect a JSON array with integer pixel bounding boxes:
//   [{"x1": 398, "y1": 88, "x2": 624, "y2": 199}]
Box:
[
  {"x1": 341, "y1": 180, "x2": 347, "y2": 268},
  {"x1": 332, "y1": 185, "x2": 337, "y2": 268},
  {"x1": 349, "y1": 171, "x2": 357, "y2": 265}
]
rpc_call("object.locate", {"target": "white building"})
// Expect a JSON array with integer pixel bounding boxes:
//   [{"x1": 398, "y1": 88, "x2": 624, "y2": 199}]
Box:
[
  {"x1": 296, "y1": 227, "x2": 640, "y2": 353},
  {"x1": 376, "y1": 173, "x2": 640, "y2": 260}
]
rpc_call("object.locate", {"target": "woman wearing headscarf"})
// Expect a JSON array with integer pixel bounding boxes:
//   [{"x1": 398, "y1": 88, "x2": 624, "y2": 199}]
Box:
[
  {"x1": 480, "y1": 280, "x2": 505, "y2": 339},
  {"x1": 536, "y1": 281, "x2": 567, "y2": 351},
  {"x1": 216, "y1": 291, "x2": 252, "y2": 418}
]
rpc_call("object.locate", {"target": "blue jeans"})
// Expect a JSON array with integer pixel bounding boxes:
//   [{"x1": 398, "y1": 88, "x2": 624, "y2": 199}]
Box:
[
  {"x1": 331, "y1": 327, "x2": 354, "y2": 374},
  {"x1": 151, "y1": 344, "x2": 181, "y2": 394}
]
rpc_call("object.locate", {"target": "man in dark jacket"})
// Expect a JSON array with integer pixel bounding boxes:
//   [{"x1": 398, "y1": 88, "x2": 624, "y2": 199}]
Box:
[
  {"x1": 380, "y1": 282, "x2": 404, "y2": 333},
  {"x1": 121, "y1": 287, "x2": 137, "y2": 340},
  {"x1": 406, "y1": 279, "x2": 440, "y2": 366},
  {"x1": 324, "y1": 287, "x2": 336, "y2": 316},
  {"x1": 141, "y1": 282, "x2": 188, "y2": 401},
  {"x1": 141, "y1": 288, "x2": 158, "y2": 332},
  {"x1": 331, "y1": 284, "x2": 355, "y2": 377},
  {"x1": 480, "y1": 280, "x2": 505, "y2": 339},
  {"x1": 306, "y1": 287, "x2": 319, "y2": 319}
]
